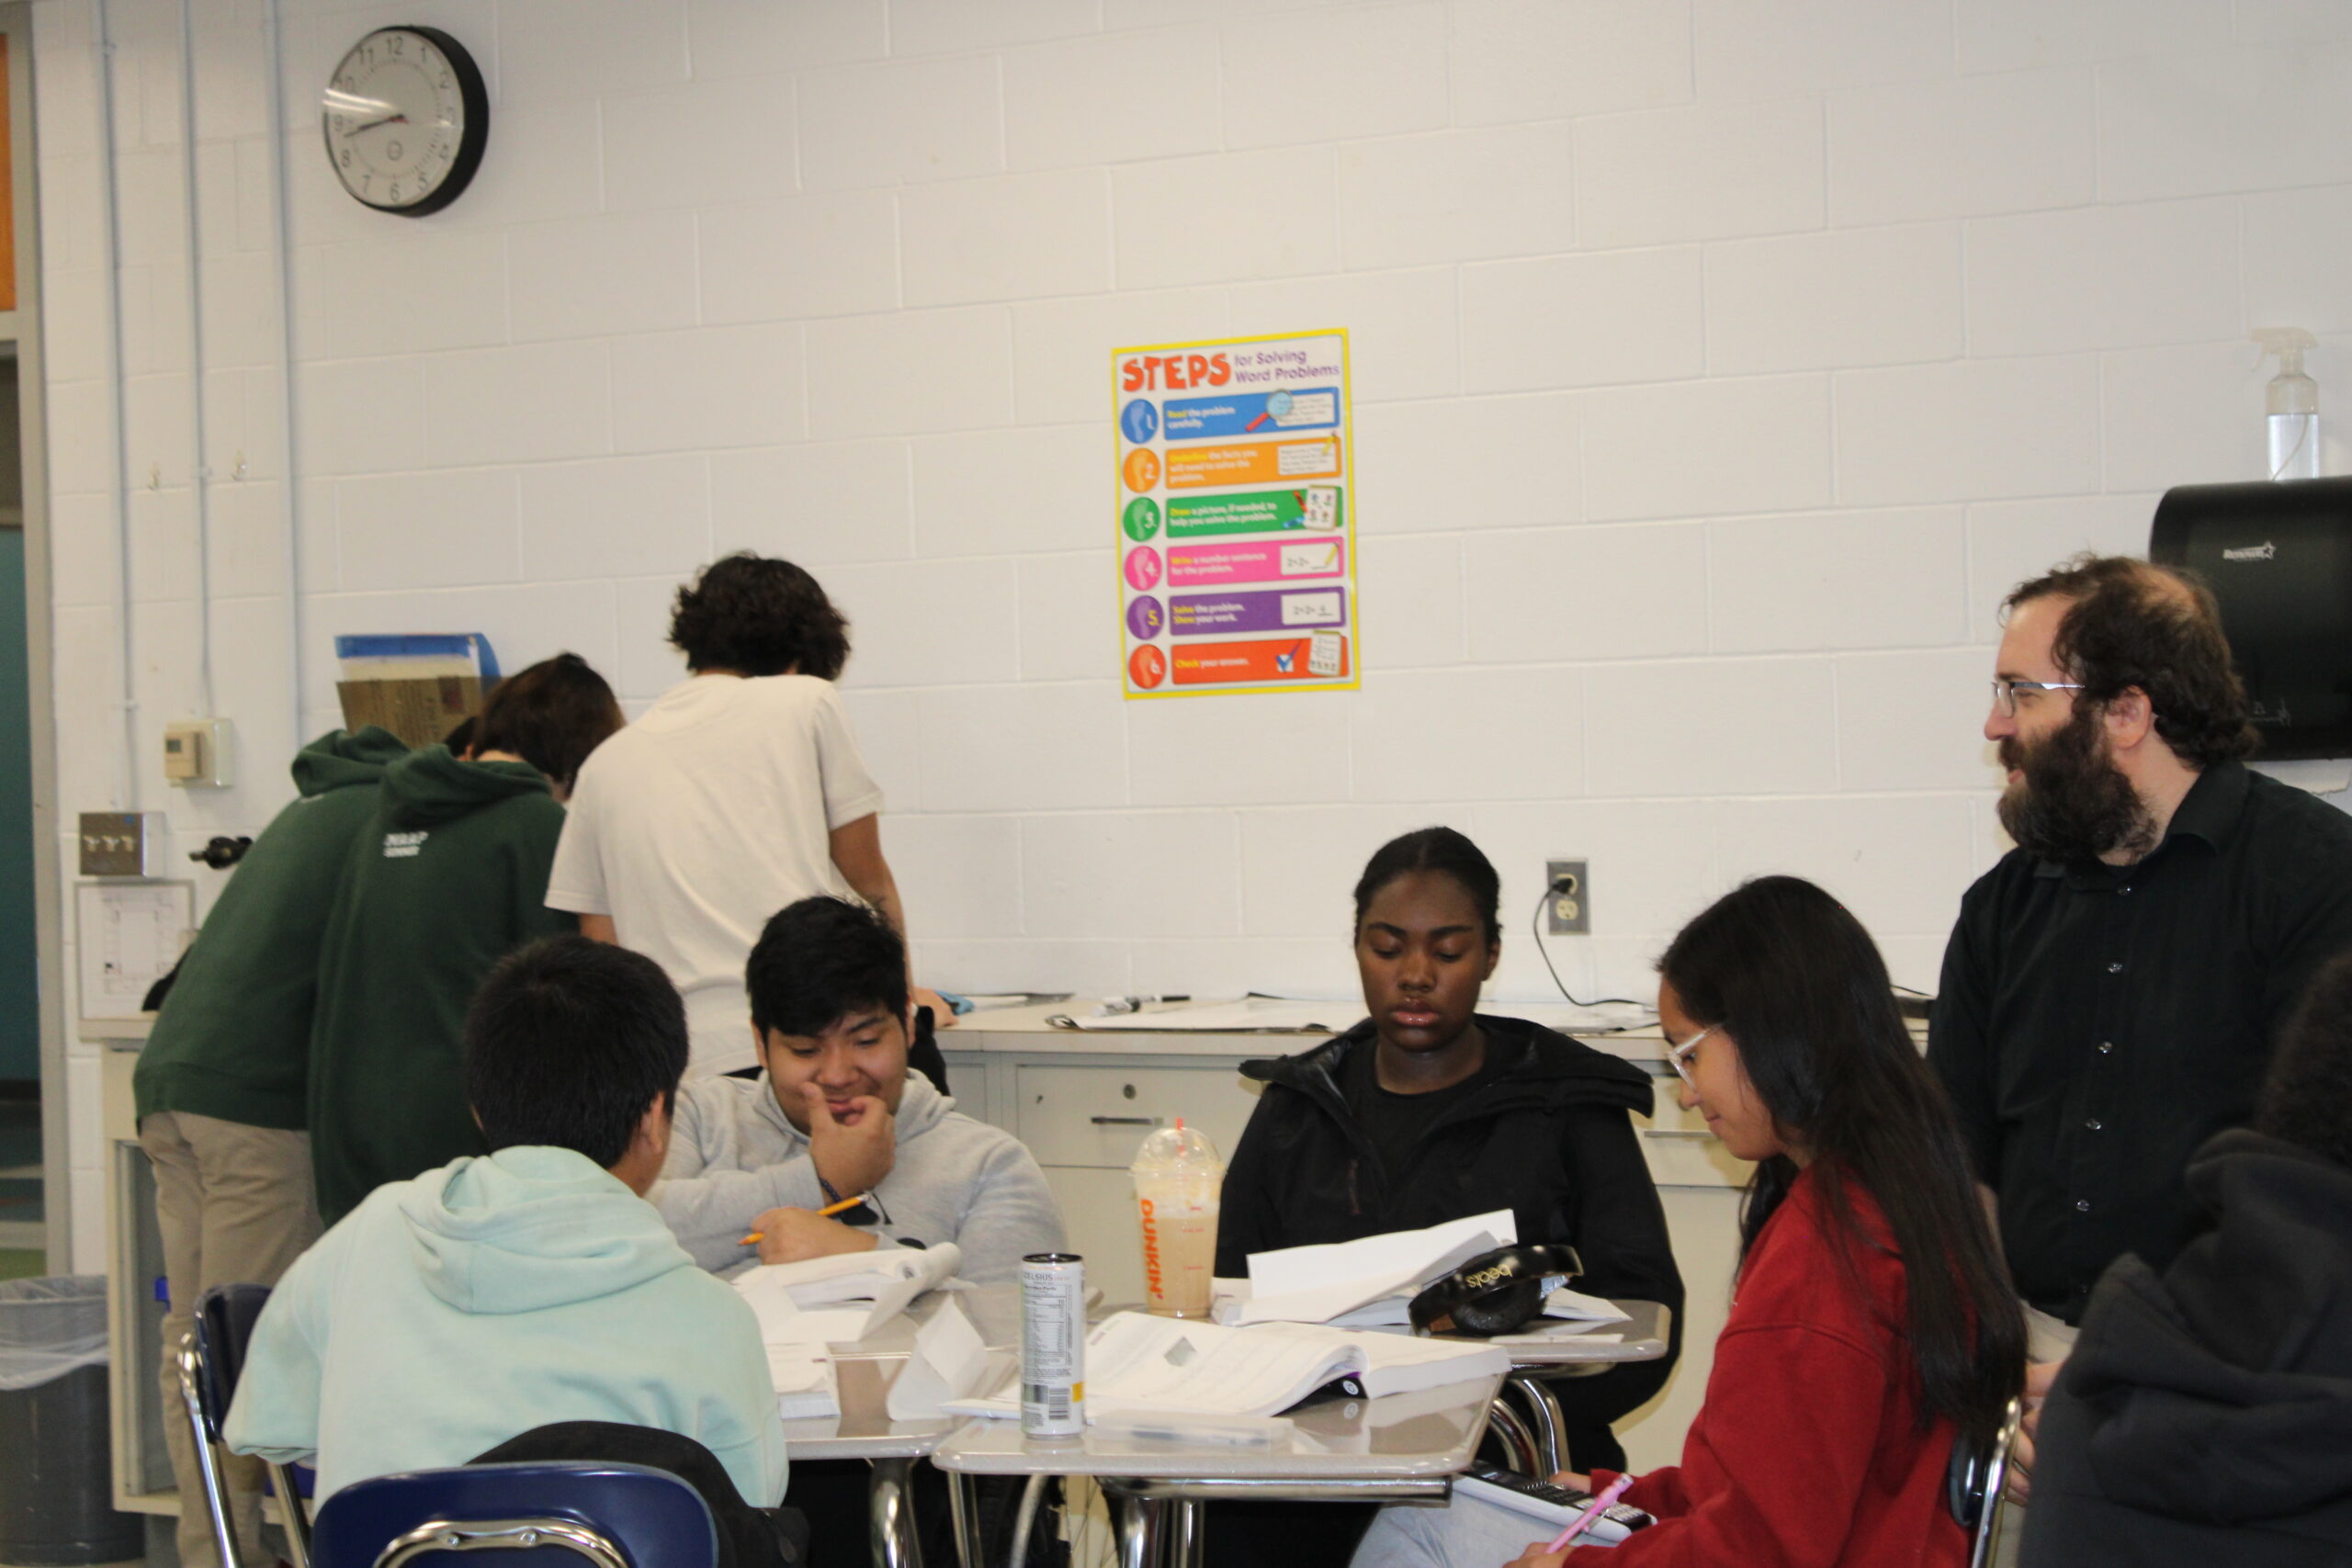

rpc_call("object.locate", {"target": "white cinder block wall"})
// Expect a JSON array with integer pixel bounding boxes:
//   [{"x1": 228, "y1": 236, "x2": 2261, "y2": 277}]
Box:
[{"x1": 29, "y1": 0, "x2": 2352, "y2": 1266}]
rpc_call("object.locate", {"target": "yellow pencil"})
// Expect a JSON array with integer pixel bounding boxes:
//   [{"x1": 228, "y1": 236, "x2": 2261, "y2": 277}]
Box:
[{"x1": 741, "y1": 1192, "x2": 868, "y2": 1246}]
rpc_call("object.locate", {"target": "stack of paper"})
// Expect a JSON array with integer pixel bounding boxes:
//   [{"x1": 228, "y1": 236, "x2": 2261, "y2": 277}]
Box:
[
  {"x1": 944, "y1": 1312, "x2": 1507, "y2": 1429},
  {"x1": 1215, "y1": 1210, "x2": 1519, "y2": 1326},
  {"x1": 732, "y1": 1269, "x2": 846, "y2": 1420},
  {"x1": 731, "y1": 1245, "x2": 967, "y2": 1419}
]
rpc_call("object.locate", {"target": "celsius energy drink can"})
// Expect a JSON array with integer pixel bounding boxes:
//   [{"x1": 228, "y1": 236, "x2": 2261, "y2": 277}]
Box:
[{"x1": 1021, "y1": 1253, "x2": 1085, "y2": 1438}]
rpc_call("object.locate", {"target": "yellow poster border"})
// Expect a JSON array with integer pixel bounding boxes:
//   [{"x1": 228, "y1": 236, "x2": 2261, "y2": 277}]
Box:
[{"x1": 1110, "y1": 328, "x2": 1362, "y2": 700}]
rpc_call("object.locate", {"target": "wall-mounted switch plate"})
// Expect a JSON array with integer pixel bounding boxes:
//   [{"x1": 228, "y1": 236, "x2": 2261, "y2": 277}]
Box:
[
  {"x1": 79, "y1": 811, "x2": 168, "y2": 877},
  {"x1": 1546, "y1": 860, "x2": 1590, "y2": 935}
]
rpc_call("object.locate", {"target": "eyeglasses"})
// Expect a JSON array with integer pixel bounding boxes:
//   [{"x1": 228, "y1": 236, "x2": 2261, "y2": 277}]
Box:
[
  {"x1": 1666, "y1": 1025, "x2": 1716, "y2": 1090},
  {"x1": 1990, "y1": 678, "x2": 2085, "y2": 717}
]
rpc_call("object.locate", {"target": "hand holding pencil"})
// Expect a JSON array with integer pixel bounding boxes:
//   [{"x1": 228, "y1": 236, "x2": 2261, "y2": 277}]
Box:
[{"x1": 740, "y1": 1191, "x2": 870, "y2": 1246}]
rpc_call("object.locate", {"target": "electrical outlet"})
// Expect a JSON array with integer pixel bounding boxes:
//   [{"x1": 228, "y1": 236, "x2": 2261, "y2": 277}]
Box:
[{"x1": 1545, "y1": 860, "x2": 1590, "y2": 935}]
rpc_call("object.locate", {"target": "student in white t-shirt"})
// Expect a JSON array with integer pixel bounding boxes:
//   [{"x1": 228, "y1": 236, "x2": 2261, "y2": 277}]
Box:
[{"x1": 547, "y1": 554, "x2": 931, "y2": 1076}]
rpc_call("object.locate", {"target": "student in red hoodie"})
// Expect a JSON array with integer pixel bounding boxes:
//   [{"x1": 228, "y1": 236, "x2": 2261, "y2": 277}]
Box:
[{"x1": 1354, "y1": 876, "x2": 2026, "y2": 1568}]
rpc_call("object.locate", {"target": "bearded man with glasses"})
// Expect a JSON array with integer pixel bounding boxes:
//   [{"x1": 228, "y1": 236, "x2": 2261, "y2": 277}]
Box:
[{"x1": 1928, "y1": 553, "x2": 2352, "y2": 1497}]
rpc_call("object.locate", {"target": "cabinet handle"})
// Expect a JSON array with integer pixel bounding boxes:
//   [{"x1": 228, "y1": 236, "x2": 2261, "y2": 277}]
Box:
[
  {"x1": 1641, "y1": 1129, "x2": 1715, "y2": 1141},
  {"x1": 1091, "y1": 1115, "x2": 1161, "y2": 1126}
]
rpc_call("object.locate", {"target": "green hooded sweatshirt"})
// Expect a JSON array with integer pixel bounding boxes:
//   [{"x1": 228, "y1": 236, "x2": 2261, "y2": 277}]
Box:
[
  {"x1": 134, "y1": 728, "x2": 410, "y2": 1130},
  {"x1": 308, "y1": 746, "x2": 575, "y2": 1225}
]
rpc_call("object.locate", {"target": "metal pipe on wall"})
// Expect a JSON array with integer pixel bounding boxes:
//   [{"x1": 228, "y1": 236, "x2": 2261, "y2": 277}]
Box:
[
  {"x1": 89, "y1": 0, "x2": 138, "y2": 809},
  {"x1": 172, "y1": 0, "x2": 215, "y2": 718},
  {"x1": 262, "y1": 0, "x2": 302, "y2": 748}
]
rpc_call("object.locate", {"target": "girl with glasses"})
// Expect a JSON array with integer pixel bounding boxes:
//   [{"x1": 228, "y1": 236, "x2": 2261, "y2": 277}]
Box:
[{"x1": 1356, "y1": 874, "x2": 2025, "y2": 1568}]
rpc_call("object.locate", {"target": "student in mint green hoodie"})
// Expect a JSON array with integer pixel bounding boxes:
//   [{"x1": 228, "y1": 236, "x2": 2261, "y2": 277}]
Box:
[
  {"x1": 135, "y1": 727, "x2": 406, "y2": 1568},
  {"x1": 225, "y1": 936, "x2": 790, "y2": 1520},
  {"x1": 308, "y1": 654, "x2": 623, "y2": 1224}
]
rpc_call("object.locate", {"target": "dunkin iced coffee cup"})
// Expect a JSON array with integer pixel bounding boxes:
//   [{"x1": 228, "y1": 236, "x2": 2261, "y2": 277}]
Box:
[{"x1": 1128, "y1": 1119, "x2": 1222, "y2": 1317}]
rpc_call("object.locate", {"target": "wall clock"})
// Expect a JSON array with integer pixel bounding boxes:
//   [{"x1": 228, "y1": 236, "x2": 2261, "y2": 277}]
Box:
[{"x1": 321, "y1": 27, "x2": 489, "y2": 216}]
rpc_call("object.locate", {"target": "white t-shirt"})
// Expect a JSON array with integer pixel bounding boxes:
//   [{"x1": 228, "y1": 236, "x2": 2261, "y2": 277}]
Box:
[{"x1": 547, "y1": 673, "x2": 884, "y2": 1075}]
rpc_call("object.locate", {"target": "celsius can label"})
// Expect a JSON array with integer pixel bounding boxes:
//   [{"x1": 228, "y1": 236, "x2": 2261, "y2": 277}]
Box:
[{"x1": 1021, "y1": 1252, "x2": 1085, "y2": 1438}]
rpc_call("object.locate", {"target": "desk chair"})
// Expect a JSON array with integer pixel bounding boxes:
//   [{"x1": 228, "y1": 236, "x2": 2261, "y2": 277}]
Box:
[
  {"x1": 178, "y1": 1282, "x2": 317, "y2": 1568},
  {"x1": 310, "y1": 1463, "x2": 718, "y2": 1568},
  {"x1": 1947, "y1": 1396, "x2": 2026, "y2": 1568}
]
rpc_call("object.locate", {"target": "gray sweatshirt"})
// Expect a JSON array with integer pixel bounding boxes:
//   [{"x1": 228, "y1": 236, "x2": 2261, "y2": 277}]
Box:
[{"x1": 651, "y1": 1070, "x2": 1065, "y2": 1282}]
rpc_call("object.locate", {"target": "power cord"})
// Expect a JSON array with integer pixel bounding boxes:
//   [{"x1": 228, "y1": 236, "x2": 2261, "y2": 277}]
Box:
[{"x1": 1530, "y1": 878, "x2": 1645, "y2": 1010}]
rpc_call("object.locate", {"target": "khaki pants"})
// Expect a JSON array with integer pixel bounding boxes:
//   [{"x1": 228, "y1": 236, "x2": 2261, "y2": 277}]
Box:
[
  {"x1": 1996, "y1": 1303, "x2": 2082, "y2": 1567},
  {"x1": 141, "y1": 1111, "x2": 321, "y2": 1568}
]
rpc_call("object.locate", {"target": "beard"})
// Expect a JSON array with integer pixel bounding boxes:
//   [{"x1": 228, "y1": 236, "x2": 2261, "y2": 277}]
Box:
[{"x1": 1996, "y1": 704, "x2": 2157, "y2": 865}]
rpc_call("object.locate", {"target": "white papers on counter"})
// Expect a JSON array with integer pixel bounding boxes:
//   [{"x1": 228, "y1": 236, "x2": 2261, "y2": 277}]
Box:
[
  {"x1": 1059, "y1": 997, "x2": 1357, "y2": 1032},
  {"x1": 944, "y1": 1312, "x2": 1507, "y2": 1427},
  {"x1": 1221, "y1": 1210, "x2": 1518, "y2": 1325},
  {"x1": 884, "y1": 1297, "x2": 996, "y2": 1420}
]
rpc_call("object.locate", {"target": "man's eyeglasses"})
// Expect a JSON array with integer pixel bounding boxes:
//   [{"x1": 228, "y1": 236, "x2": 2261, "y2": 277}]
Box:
[
  {"x1": 1990, "y1": 678, "x2": 2084, "y2": 717},
  {"x1": 1666, "y1": 1025, "x2": 1716, "y2": 1090}
]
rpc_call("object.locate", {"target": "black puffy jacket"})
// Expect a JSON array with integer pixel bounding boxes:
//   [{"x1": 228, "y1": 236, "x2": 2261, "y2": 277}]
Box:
[
  {"x1": 1216, "y1": 1014, "x2": 1684, "y2": 1472},
  {"x1": 2021, "y1": 1130, "x2": 2352, "y2": 1567}
]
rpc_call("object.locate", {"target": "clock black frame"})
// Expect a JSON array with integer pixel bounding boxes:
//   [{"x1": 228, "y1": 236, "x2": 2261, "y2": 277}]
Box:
[{"x1": 322, "y1": 25, "x2": 490, "y2": 218}]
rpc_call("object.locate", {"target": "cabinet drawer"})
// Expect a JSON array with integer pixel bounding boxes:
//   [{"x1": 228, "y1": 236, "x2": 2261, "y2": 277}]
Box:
[
  {"x1": 1015, "y1": 1065, "x2": 1260, "y2": 1168},
  {"x1": 1632, "y1": 1078, "x2": 1750, "y2": 1189}
]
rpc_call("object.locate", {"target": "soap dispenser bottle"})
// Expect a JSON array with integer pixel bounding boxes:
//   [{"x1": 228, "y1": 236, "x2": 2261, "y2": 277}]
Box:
[{"x1": 2253, "y1": 327, "x2": 2320, "y2": 480}]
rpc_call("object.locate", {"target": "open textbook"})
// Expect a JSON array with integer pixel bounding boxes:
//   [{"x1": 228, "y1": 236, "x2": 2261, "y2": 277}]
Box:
[
  {"x1": 945, "y1": 1312, "x2": 1508, "y2": 1425},
  {"x1": 741, "y1": 1242, "x2": 963, "y2": 1337},
  {"x1": 1217, "y1": 1210, "x2": 1519, "y2": 1325}
]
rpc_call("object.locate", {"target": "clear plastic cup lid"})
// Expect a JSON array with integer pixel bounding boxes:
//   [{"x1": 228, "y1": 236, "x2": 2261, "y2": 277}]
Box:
[{"x1": 1130, "y1": 1117, "x2": 1222, "y2": 1172}]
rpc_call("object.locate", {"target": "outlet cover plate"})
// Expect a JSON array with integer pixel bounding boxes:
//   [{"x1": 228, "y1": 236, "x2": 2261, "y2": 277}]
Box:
[{"x1": 1546, "y1": 859, "x2": 1590, "y2": 935}]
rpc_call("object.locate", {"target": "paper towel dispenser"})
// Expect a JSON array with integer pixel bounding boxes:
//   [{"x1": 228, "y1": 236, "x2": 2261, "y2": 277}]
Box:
[{"x1": 2150, "y1": 477, "x2": 2352, "y2": 760}]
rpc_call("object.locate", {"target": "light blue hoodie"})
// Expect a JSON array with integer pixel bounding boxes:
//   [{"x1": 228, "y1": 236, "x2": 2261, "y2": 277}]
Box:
[{"x1": 224, "y1": 1145, "x2": 788, "y2": 1506}]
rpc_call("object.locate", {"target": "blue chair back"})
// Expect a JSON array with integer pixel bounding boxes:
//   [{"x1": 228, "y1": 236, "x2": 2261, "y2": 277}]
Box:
[
  {"x1": 311, "y1": 1462, "x2": 719, "y2": 1568},
  {"x1": 193, "y1": 1283, "x2": 275, "y2": 1445}
]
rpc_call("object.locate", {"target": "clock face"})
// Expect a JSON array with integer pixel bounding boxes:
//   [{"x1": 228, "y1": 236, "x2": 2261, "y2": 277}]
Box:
[{"x1": 321, "y1": 27, "x2": 489, "y2": 216}]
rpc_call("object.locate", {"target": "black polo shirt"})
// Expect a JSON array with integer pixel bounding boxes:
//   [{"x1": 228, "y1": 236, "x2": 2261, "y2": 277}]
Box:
[{"x1": 1928, "y1": 761, "x2": 2352, "y2": 1323}]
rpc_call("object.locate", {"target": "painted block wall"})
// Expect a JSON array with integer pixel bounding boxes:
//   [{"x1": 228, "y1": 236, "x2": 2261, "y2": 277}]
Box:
[{"x1": 28, "y1": 0, "x2": 2352, "y2": 1266}]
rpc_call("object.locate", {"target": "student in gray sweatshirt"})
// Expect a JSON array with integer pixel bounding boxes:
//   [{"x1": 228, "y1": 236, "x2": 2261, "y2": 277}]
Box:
[{"x1": 652, "y1": 897, "x2": 1062, "y2": 1281}]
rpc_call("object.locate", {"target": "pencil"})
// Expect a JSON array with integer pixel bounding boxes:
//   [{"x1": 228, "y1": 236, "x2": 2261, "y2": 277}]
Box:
[
  {"x1": 1544, "y1": 1473, "x2": 1634, "y2": 1553},
  {"x1": 740, "y1": 1192, "x2": 868, "y2": 1246}
]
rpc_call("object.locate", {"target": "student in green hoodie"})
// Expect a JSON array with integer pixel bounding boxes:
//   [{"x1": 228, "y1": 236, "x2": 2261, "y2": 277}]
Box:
[
  {"x1": 308, "y1": 654, "x2": 624, "y2": 1224},
  {"x1": 226, "y1": 935, "x2": 790, "y2": 1533},
  {"x1": 135, "y1": 727, "x2": 407, "y2": 1568}
]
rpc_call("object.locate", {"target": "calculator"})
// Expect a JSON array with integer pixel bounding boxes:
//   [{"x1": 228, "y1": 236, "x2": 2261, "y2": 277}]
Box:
[{"x1": 1453, "y1": 1465, "x2": 1655, "y2": 1545}]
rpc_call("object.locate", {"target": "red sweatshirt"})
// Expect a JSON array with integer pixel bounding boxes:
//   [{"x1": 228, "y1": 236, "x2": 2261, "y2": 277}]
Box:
[{"x1": 1571, "y1": 1166, "x2": 1964, "y2": 1568}]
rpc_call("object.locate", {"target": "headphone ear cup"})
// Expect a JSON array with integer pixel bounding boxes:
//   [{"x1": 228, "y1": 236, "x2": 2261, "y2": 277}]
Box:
[{"x1": 1451, "y1": 1275, "x2": 1544, "y2": 1337}]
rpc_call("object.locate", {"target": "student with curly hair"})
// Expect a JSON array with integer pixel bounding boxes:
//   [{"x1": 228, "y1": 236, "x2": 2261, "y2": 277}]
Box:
[{"x1": 548, "y1": 554, "x2": 932, "y2": 1077}]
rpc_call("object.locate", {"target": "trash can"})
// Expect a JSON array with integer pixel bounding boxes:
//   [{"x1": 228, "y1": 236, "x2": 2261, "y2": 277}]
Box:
[{"x1": 0, "y1": 1278, "x2": 144, "y2": 1567}]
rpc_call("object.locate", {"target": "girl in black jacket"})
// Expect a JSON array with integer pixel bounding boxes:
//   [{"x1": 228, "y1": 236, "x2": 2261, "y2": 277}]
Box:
[{"x1": 1208, "y1": 828, "x2": 1684, "y2": 1566}]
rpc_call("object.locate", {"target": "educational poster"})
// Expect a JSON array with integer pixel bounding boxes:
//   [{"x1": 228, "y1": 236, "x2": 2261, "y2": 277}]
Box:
[{"x1": 1113, "y1": 331, "x2": 1359, "y2": 698}]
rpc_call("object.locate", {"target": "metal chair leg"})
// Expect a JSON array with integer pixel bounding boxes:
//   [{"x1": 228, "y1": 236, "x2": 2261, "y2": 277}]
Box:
[
  {"x1": 944, "y1": 1469, "x2": 985, "y2": 1568},
  {"x1": 1485, "y1": 1396, "x2": 1540, "y2": 1475},
  {"x1": 1168, "y1": 1498, "x2": 1205, "y2": 1568},
  {"x1": 266, "y1": 1462, "x2": 313, "y2": 1568},
  {"x1": 175, "y1": 1334, "x2": 243, "y2": 1568},
  {"x1": 1506, "y1": 1372, "x2": 1570, "y2": 1478},
  {"x1": 1114, "y1": 1494, "x2": 1163, "y2": 1568},
  {"x1": 869, "y1": 1456, "x2": 923, "y2": 1568}
]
